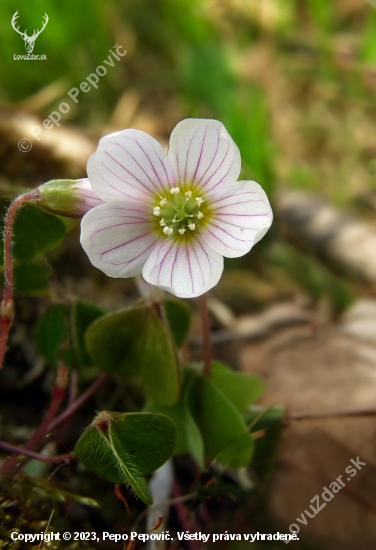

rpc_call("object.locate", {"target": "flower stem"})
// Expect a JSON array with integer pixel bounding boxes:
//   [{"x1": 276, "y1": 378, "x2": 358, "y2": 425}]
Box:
[
  {"x1": 199, "y1": 294, "x2": 212, "y2": 377},
  {"x1": 0, "y1": 441, "x2": 74, "y2": 464},
  {"x1": 0, "y1": 191, "x2": 39, "y2": 369}
]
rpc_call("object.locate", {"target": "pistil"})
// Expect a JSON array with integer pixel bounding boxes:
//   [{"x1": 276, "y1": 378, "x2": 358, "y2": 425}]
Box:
[{"x1": 152, "y1": 186, "x2": 205, "y2": 237}]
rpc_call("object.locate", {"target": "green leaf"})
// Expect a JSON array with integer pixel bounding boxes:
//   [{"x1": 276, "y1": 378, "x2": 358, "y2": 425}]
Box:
[
  {"x1": 75, "y1": 412, "x2": 177, "y2": 504},
  {"x1": 245, "y1": 406, "x2": 284, "y2": 472},
  {"x1": 216, "y1": 433, "x2": 254, "y2": 469},
  {"x1": 211, "y1": 362, "x2": 264, "y2": 414},
  {"x1": 34, "y1": 303, "x2": 72, "y2": 367},
  {"x1": 13, "y1": 260, "x2": 50, "y2": 294},
  {"x1": 71, "y1": 300, "x2": 105, "y2": 368},
  {"x1": 164, "y1": 299, "x2": 191, "y2": 348},
  {"x1": 85, "y1": 305, "x2": 180, "y2": 406},
  {"x1": 191, "y1": 376, "x2": 252, "y2": 465},
  {"x1": 146, "y1": 372, "x2": 204, "y2": 468},
  {"x1": 12, "y1": 203, "x2": 67, "y2": 263}
]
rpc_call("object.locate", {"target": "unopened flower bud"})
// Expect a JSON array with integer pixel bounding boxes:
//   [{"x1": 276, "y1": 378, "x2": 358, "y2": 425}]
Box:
[{"x1": 37, "y1": 178, "x2": 103, "y2": 219}]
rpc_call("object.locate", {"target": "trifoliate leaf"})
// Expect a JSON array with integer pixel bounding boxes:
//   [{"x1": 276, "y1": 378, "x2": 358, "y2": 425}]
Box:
[
  {"x1": 34, "y1": 303, "x2": 72, "y2": 368},
  {"x1": 211, "y1": 361, "x2": 264, "y2": 414},
  {"x1": 71, "y1": 300, "x2": 105, "y2": 368},
  {"x1": 12, "y1": 203, "x2": 67, "y2": 263},
  {"x1": 191, "y1": 376, "x2": 252, "y2": 465},
  {"x1": 85, "y1": 305, "x2": 180, "y2": 406},
  {"x1": 164, "y1": 299, "x2": 191, "y2": 348},
  {"x1": 146, "y1": 371, "x2": 204, "y2": 467},
  {"x1": 216, "y1": 432, "x2": 254, "y2": 469},
  {"x1": 14, "y1": 260, "x2": 50, "y2": 294},
  {"x1": 75, "y1": 412, "x2": 176, "y2": 504},
  {"x1": 245, "y1": 405, "x2": 284, "y2": 472}
]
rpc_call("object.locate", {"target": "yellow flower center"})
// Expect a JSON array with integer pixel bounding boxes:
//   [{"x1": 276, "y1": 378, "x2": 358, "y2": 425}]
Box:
[{"x1": 152, "y1": 186, "x2": 209, "y2": 238}]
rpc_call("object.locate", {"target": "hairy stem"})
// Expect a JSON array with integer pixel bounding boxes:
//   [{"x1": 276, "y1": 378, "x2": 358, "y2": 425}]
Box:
[
  {"x1": 0, "y1": 191, "x2": 39, "y2": 369},
  {"x1": 199, "y1": 294, "x2": 212, "y2": 377},
  {"x1": 0, "y1": 441, "x2": 74, "y2": 464}
]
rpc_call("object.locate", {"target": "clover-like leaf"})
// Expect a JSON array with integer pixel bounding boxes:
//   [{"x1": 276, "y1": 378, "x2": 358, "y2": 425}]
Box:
[
  {"x1": 12, "y1": 203, "x2": 67, "y2": 263},
  {"x1": 71, "y1": 300, "x2": 105, "y2": 368},
  {"x1": 245, "y1": 406, "x2": 284, "y2": 472},
  {"x1": 75, "y1": 412, "x2": 176, "y2": 504},
  {"x1": 211, "y1": 362, "x2": 264, "y2": 414},
  {"x1": 34, "y1": 302, "x2": 72, "y2": 368},
  {"x1": 216, "y1": 432, "x2": 254, "y2": 469},
  {"x1": 164, "y1": 299, "x2": 191, "y2": 348},
  {"x1": 191, "y1": 376, "x2": 252, "y2": 465},
  {"x1": 14, "y1": 260, "x2": 50, "y2": 294},
  {"x1": 146, "y1": 371, "x2": 204, "y2": 467},
  {"x1": 85, "y1": 305, "x2": 180, "y2": 406}
]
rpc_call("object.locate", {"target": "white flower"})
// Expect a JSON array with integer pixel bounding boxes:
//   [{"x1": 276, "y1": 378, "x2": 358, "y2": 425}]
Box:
[{"x1": 80, "y1": 119, "x2": 273, "y2": 298}]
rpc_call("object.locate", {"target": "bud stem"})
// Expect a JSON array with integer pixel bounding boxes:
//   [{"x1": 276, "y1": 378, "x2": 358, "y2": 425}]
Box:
[{"x1": 0, "y1": 191, "x2": 39, "y2": 370}]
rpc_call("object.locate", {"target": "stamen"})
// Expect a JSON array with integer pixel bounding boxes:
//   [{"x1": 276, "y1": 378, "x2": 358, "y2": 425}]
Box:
[{"x1": 157, "y1": 187, "x2": 205, "y2": 237}]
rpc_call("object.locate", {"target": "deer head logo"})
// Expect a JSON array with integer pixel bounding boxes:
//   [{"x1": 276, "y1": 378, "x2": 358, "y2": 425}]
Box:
[{"x1": 11, "y1": 11, "x2": 48, "y2": 54}]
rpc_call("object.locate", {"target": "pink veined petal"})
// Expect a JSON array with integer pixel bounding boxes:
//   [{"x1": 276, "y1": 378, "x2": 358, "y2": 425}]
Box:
[
  {"x1": 142, "y1": 237, "x2": 224, "y2": 298},
  {"x1": 201, "y1": 180, "x2": 273, "y2": 259},
  {"x1": 74, "y1": 178, "x2": 105, "y2": 214},
  {"x1": 87, "y1": 129, "x2": 176, "y2": 204},
  {"x1": 168, "y1": 119, "x2": 241, "y2": 199},
  {"x1": 80, "y1": 202, "x2": 159, "y2": 278}
]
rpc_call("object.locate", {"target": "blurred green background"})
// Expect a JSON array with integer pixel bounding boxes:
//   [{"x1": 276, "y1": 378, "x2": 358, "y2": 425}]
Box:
[
  {"x1": 2, "y1": 0, "x2": 375, "y2": 202},
  {"x1": 2, "y1": 0, "x2": 376, "y2": 311}
]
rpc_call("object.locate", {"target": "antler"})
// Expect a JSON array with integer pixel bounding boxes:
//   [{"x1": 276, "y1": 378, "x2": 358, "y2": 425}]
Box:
[
  {"x1": 11, "y1": 11, "x2": 26, "y2": 37},
  {"x1": 30, "y1": 13, "x2": 49, "y2": 40}
]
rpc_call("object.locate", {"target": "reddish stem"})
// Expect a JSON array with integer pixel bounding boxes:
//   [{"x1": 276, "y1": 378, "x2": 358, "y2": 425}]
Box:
[
  {"x1": 172, "y1": 479, "x2": 200, "y2": 550},
  {"x1": 1, "y1": 371, "x2": 108, "y2": 477},
  {"x1": 199, "y1": 294, "x2": 212, "y2": 377},
  {"x1": 0, "y1": 191, "x2": 39, "y2": 369},
  {"x1": 0, "y1": 441, "x2": 74, "y2": 464},
  {"x1": 48, "y1": 372, "x2": 109, "y2": 432},
  {"x1": 68, "y1": 369, "x2": 78, "y2": 405},
  {"x1": 2, "y1": 364, "x2": 69, "y2": 476}
]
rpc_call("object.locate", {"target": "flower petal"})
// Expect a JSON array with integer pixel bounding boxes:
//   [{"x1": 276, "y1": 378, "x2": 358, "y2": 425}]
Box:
[
  {"x1": 142, "y1": 237, "x2": 224, "y2": 298},
  {"x1": 201, "y1": 180, "x2": 273, "y2": 258},
  {"x1": 80, "y1": 202, "x2": 159, "y2": 278},
  {"x1": 168, "y1": 119, "x2": 241, "y2": 198},
  {"x1": 87, "y1": 129, "x2": 175, "y2": 203}
]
